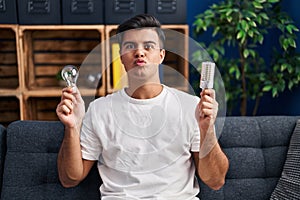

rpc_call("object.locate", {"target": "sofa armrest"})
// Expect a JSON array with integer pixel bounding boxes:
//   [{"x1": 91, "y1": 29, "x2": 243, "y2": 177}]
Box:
[{"x1": 1, "y1": 120, "x2": 101, "y2": 200}]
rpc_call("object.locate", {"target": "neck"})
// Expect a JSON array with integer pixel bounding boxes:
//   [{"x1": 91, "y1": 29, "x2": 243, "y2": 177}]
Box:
[
  {"x1": 125, "y1": 83, "x2": 163, "y2": 99},
  {"x1": 126, "y1": 67, "x2": 162, "y2": 99}
]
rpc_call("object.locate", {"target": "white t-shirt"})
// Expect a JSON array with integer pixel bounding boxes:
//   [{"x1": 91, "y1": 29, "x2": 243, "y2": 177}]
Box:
[{"x1": 81, "y1": 85, "x2": 201, "y2": 199}]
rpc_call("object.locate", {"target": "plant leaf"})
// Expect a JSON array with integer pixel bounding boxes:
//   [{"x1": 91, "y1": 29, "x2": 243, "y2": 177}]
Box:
[
  {"x1": 283, "y1": 38, "x2": 289, "y2": 51},
  {"x1": 258, "y1": 34, "x2": 264, "y2": 44},
  {"x1": 286, "y1": 24, "x2": 294, "y2": 34},
  {"x1": 237, "y1": 31, "x2": 244, "y2": 39},
  {"x1": 249, "y1": 21, "x2": 257, "y2": 27},
  {"x1": 260, "y1": 13, "x2": 269, "y2": 20},
  {"x1": 241, "y1": 20, "x2": 249, "y2": 31},
  {"x1": 248, "y1": 29, "x2": 254, "y2": 37},
  {"x1": 212, "y1": 27, "x2": 220, "y2": 37},
  {"x1": 280, "y1": 63, "x2": 288, "y2": 71},
  {"x1": 288, "y1": 38, "x2": 297, "y2": 48},
  {"x1": 272, "y1": 87, "x2": 278, "y2": 97},
  {"x1": 262, "y1": 85, "x2": 272, "y2": 92},
  {"x1": 268, "y1": 0, "x2": 280, "y2": 3},
  {"x1": 253, "y1": 1, "x2": 263, "y2": 9},
  {"x1": 243, "y1": 49, "x2": 250, "y2": 58},
  {"x1": 288, "y1": 81, "x2": 294, "y2": 90}
]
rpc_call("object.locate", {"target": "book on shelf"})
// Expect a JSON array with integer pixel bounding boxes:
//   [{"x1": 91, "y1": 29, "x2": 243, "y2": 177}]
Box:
[{"x1": 111, "y1": 43, "x2": 127, "y2": 90}]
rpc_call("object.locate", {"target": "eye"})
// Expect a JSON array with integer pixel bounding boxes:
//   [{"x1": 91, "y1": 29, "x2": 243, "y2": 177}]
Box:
[
  {"x1": 144, "y1": 43, "x2": 155, "y2": 50},
  {"x1": 124, "y1": 43, "x2": 135, "y2": 50}
]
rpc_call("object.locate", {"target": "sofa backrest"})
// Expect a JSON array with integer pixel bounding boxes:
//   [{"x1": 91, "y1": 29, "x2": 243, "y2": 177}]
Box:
[
  {"x1": 1, "y1": 120, "x2": 101, "y2": 200},
  {"x1": 1, "y1": 116, "x2": 298, "y2": 200},
  {"x1": 0, "y1": 124, "x2": 6, "y2": 197},
  {"x1": 198, "y1": 116, "x2": 299, "y2": 200}
]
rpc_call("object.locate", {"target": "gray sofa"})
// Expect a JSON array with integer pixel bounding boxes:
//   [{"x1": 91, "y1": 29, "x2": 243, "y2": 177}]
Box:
[{"x1": 0, "y1": 116, "x2": 299, "y2": 199}]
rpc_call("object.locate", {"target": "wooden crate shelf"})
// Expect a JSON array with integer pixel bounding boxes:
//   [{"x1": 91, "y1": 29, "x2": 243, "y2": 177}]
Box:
[
  {"x1": 0, "y1": 96, "x2": 20, "y2": 127},
  {"x1": 19, "y1": 25, "x2": 106, "y2": 95},
  {"x1": 23, "y1": 95, "x2": 99, "y2": 121},
  {"x1": 24, "y1": 97, "x2": 60, "y2": 121},
  {"x1": 0, "y1": 25, "x2": 19, "y2": 90},
  {"x1": 23, "y1": 88, "x2": 102, "y2": 98}
]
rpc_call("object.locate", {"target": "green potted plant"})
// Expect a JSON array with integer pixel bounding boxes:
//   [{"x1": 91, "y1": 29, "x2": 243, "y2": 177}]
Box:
[{"x1": 193, "y1": 0, "x2": 300, "y2": 115}]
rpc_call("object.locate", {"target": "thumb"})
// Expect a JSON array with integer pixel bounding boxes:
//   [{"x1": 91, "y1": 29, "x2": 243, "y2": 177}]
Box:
[{"x1": 71, "y1": 86, "x2": 83, "y2": 102}]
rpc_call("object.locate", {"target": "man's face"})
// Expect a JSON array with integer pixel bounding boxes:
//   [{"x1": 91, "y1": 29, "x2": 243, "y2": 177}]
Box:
[{"x1": 120, "y1": 28, "x2": 165, "y2": 79}]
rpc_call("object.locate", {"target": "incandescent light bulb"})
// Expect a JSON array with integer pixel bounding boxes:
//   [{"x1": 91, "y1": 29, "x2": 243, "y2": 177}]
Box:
[{"x1": 61, "y1": 65, "x2": 79, "y2": 88}]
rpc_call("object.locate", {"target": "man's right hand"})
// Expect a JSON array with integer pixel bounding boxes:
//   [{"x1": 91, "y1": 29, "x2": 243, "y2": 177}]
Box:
[
  {"x1": 56, "y1": 87, "x2": 93, "y2": 188},
  {"x1": 56, "y1": 87, "x2": 85, "y2": 129}
]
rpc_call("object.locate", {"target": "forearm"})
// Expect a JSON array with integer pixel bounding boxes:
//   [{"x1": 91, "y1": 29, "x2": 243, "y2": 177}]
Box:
[
  {"x1": 57, "y1": 127, "x2": 84, "y2": 187},
  {"x1": 197, "y1": 143, "x2": 229, "y2": 190},
  {"x1": 195, "y1": 89, "x2": 228, "y2": 189},
  {"x1": 197, "y1": 127, "x2": 229, "y2": 190}
]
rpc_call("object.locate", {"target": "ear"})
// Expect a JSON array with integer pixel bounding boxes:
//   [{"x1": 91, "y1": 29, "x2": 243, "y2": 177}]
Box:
[{"x1": 159, "y1": 49, "x2": 166, "y2": 64}]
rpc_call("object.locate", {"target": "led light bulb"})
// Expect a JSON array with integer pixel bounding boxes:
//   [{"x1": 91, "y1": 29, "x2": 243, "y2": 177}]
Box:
[
  {"x1": 61, "y1": 65, "x2": 79, "y2": 88},
  {"x1": 200, "y1": 61, "x2": 215, "y2": 89}
]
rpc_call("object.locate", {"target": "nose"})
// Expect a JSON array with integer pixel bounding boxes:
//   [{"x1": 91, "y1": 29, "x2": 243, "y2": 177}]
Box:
[{"x1": 134, "y1": 48, "x2": 145, "y2": 58}]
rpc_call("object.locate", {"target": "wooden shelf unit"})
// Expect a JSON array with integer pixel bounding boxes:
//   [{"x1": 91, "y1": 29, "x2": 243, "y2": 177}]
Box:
[
  {"x1": 0, "y1": 25, "x2": 21, "y2": 126},
  {"x1": 18, "y1": 25, "x2": 106, "y2": 121},
  {"x1": 0, "y1": 24, "x2": 189, "y2": 126}
]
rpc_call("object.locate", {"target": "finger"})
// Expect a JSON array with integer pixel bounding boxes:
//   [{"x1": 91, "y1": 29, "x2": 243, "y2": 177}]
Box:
[
  {"x1": 201, "y1": 95, "x2": 215, "y2": 105},
  {"x1": 62, "y1": 97, "x2": 74, "y2": 110},
  {"x1": 201, "y1": 108, "x2": 214, "y2": 118},
  {"x1": 63, "y1": 98, "x2": 74, "y2": 108},
  {"x1": 62, "y1": 87, "x2": 73, "y2": 94},
  {"x1": 56, "y1": 103, "x2": 71, "y2": 116},
  {"x1": 200, "y1": 94, "x2": 218, "y2": 109},
  {"x1": 62, "y1": 86, "x2": 83, "y2": 105},
  {"x1": 61, "y1": 87, "x2": 73, "y2": 100},
  {"x1": 62, "y1": 91, "x2": 76, "y2": 103},
  {"x1": 201, "y1": 89, "x2": 216, "y2": 99},
  {"x1": 198, "y1": 100, "x2": 213, "y2": 112},
  {"x1": 197, "y1": 100, "x2": 203, "y2": 112},
  {"x1": 196, "y1": 102, "x2": 204, "y2": 118},
  {"x1": 62, "y1": 99, "x2": 74, "y2": 114},
  {"x1": 199, "y1": 100, "x2": 218, "y2": 116},
  {"x1": 72, "y1": 87, "x2": 83, "y2": 102},
  {"x1": 201, "y1": 101, "x2": 214, "y2": 110}
]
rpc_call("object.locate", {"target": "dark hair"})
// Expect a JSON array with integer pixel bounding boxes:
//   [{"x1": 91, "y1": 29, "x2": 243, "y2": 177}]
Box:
[{"x1": 116, "y1": 14, "x2": 165, "y2": 48}]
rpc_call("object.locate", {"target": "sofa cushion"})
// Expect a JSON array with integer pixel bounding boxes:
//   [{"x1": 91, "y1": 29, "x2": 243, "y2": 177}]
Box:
[
  {"x1": 1, "y1": 120, "x2": 101, "y2": 200},
  {"x1": 198, "y1": 116, "x2": 299, "y2": 200},
  {"x1": 270, "y1": 119, "x2": 300, "y2": 199},
  {"x1": 0, "y1": 124, "x2": 6, "y2": 196}
]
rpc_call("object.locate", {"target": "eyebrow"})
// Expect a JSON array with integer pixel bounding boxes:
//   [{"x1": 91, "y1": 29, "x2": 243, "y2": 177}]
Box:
[{"x1": 122, "y1": 41, "x2": 157, "y2": 46}]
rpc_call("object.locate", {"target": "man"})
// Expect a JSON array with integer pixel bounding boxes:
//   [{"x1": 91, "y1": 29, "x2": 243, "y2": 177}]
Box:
[{"x1": 56, "y1": 14, "x2": 229, "y2": 199}]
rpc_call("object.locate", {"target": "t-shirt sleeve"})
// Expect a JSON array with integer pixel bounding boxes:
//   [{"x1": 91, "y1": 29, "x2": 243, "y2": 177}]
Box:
[
  {"x1": 190, "y1": 125, "x2": 200, "y2": 152},
  {"x1": 80, "y1": 101, "x2": 102, "y2": 161},
  {"x1": 190, "y1": 96, "x2": 200, "y2": 152}
]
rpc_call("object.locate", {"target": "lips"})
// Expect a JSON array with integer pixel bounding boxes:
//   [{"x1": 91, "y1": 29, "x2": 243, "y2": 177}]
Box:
[{"x1": 135, "y1": 59, "x2": 146, "y2": 66}]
